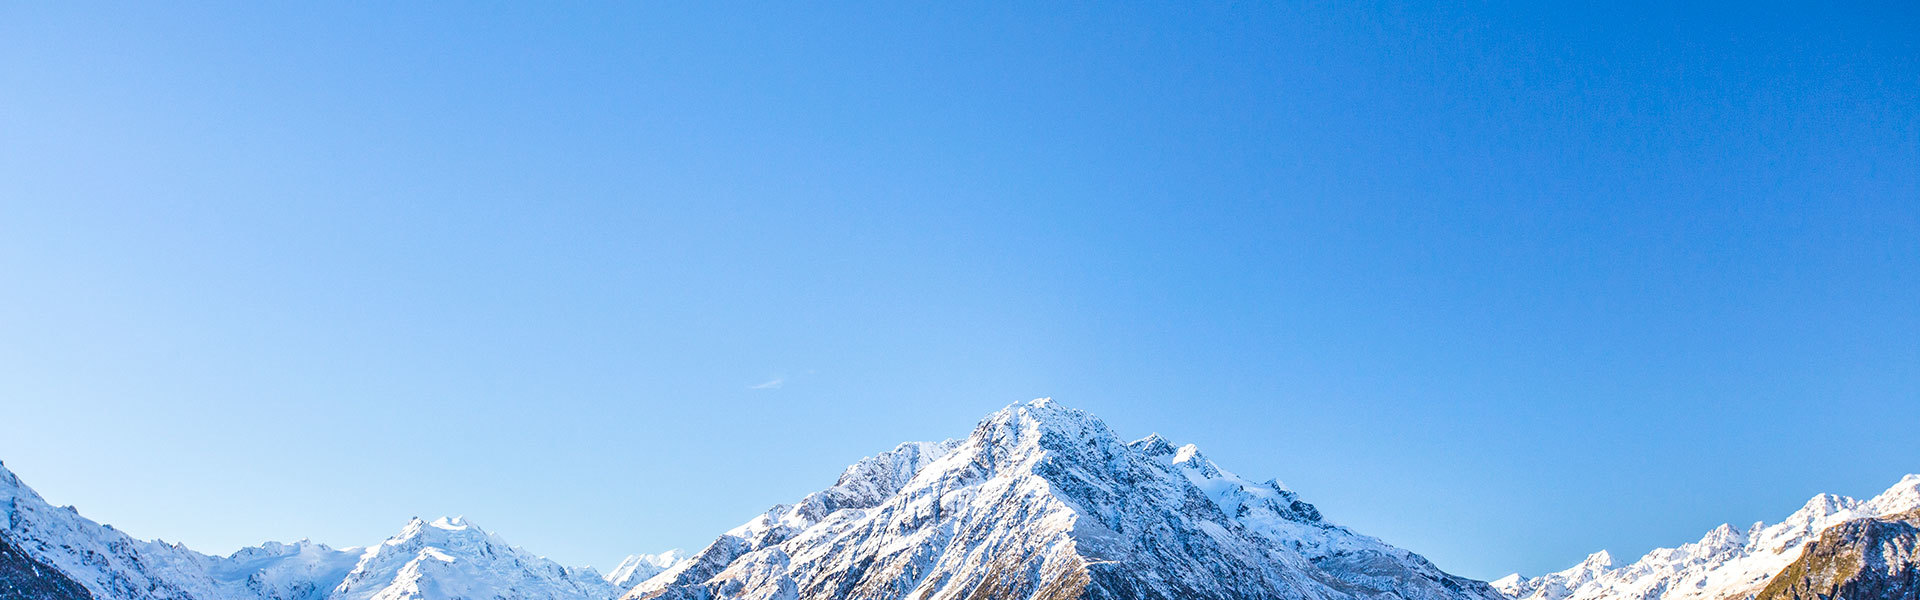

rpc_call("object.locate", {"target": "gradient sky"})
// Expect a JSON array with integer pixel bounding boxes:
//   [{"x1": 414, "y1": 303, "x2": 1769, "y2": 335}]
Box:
[{"x1": 1, "y1": 1, "x2": 1915, "y2": 582}]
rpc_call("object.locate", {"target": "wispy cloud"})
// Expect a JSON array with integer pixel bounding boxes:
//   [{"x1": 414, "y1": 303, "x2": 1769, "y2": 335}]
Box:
[{"x1": 748, "y1": 377, "x2": 784, "y2": 390}]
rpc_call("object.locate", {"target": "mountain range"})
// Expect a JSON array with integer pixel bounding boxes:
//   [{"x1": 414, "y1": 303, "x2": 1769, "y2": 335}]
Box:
[{"x1": 2, "y1": 398, "x2": 1912, "y2": 600}]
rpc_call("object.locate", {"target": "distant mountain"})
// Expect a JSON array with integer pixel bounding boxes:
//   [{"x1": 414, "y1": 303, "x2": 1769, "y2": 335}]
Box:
[
  {"x1": 625, "y1": 398, "x2": 1501, "y2": 600},
  {"x1": 328, "y1": 517, "x2": 612, "y2": 600},
  {"x1": 0, "y1": 461, "x2": 619, "y2": 600},
  {"x1": 1494, "y1": 474, "x2": 1920, "y2": 600},
  {"x1": 1754, "y1": 508, "x2": 1920, "y2": 600},
  {"x1": 605, "y1": 551, "x2": 688, "y2": 591}
]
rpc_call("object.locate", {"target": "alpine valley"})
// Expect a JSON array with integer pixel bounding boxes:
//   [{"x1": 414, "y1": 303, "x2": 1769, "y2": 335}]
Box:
[{"x1": 2, "y1": 399, "x2": 1913, "y2": 600}]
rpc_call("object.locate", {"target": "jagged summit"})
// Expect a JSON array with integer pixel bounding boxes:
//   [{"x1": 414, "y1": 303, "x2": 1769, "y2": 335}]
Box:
[
  {"x1": 1579, "y1": 550, "x2": 1613, "y2": 569},
  {"x1": 627, "y1": 398, "x2": 1499, "y2": 600},
  {"x1": 1130, "y1": 433, "x2": 1177, "y2": 457}
]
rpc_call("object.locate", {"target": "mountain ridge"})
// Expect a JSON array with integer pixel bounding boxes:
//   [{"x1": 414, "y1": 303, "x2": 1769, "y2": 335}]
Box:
[{"x1": 1494, "y1": 474, "x2": 1920, "y2": 600}]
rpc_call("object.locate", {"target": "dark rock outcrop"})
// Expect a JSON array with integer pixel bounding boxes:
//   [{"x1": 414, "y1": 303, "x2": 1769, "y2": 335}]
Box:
[
  {"x1": 1756, "y1": 508, "x2": 1920, "y2": 600},
  {"x1": 0, "y1": 532, "x2": 94, "y2": 600}
]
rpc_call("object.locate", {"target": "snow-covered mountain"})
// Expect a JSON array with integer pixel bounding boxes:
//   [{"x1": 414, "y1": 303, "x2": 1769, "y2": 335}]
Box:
[
  {"x1": 625, "y1": 398, "x2": 1502, "y2": 600},
  {"x1": 0, "y1": 460, "x2": 614, "y2": 600},
  {"x1": 2, "y1": 398, "x2": 1519, "y2": 600},
  {"x1": 329, "y1": 517, "x2": 613, "y2": 600},
  {"x1": 1493, "y1": 474, "x2": 1920, "y2": 600}
]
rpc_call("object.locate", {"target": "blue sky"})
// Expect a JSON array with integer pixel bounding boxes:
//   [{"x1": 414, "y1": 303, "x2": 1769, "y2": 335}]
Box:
[{"x1": 1, "y1": 1, "x2": 1914, "y2": 581}]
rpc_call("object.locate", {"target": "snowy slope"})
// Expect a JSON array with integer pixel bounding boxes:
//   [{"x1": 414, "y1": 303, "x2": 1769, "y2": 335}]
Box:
[
  {"x1": 1494, "y1": 474, "x2": 1920, "y2": 600},
  {"x1": 623, "y1": 398, "x2": 1502, "y2": 600},
  {"x1": 1145, "y1": 435, "x2": 1494, "y2": 600}
]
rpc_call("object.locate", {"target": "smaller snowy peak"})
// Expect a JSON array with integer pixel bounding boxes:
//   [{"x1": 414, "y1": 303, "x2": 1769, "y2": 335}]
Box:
[
  {"x1": 1156, "y1": 440, "x2": 1318, "y2": 527},
  {"x1": 1129, "y1": 433, "x2": 1177, "y2": 458},
  {"x1": 1796, "y1": 493, "x2": 1855, "y2": 518},
  {"x1": 1495, "y1": 551, "x2": 1616, "y2": 600},
  {"x1": 605, "y1": 550, "x2": 686, "y2": 590},
  {"x1": 1863, "y1": 473, "x2": 1920, "y2": 515},
  {"x1": 628, "y1": 439, "x2": 965, "y2": 598},
  {"x1": 213, "y1": 540, "x2": 359, "y2": 600},
  {"x1": 1491, "y1": 574, "x2": 1525, "y2": 595},
  {"x1": 332, "y1": 516, "x2": 611, "y2": 600},
  {"x1": 817, "y1": 440, "x2": 960, "y2": 511}
]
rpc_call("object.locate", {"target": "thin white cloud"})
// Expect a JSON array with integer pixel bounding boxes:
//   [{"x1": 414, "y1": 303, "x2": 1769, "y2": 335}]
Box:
[{"x1": 748, "y1": 377, "x2": 784, "y2": 390}]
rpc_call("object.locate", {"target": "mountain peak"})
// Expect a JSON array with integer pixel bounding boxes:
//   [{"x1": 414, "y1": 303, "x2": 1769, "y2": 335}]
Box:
[
  {"x1": 963, "y1": 397, "x2": 1120, "y2": 468},
  {"x1": 1131, "y1": 433, "x2": 1177, "y2": 457},
  {"x1": 607, "y1": 550, "x2": 688, "y2": 590},
  {"x1": 628, "y1": 398, "x2": 1500, "y2": 600},
  {"x1": 982, "y1": 397, "x2": 1089, "y2": 430},
  {"x1": 429, "y1": 516, "x2": 473, "y2": 531},
  {"x1": 1794, "y1": 493, "x2": 1853, "y2": 519},
  {"x1": 333, "y1": 516, "x2": 609, "y2": 600},
  {"x1": 1865, "y1": 473, "x2": 1920, "y2": 514}
]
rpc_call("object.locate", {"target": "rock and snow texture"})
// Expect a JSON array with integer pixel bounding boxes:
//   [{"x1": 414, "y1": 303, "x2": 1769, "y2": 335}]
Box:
[
  {"x1": 1, "y1": 530, "x2": 95, "y2": 600},
  {"x1": 1752, "y1": 507, "x2": 1920, "y2": 600},
  {"x1": 0, "y1": 461, "x2": 611, "y2": 600},
  {"x1": 1495, "y1": 474, "x2": 1920, "y2": 600},
  {"x1": 1143, "y1": 435, "x2": 1491, "y2": 600},
  {"x1": 625, "y1": 398, "x2": 1502, "y2": 600}
]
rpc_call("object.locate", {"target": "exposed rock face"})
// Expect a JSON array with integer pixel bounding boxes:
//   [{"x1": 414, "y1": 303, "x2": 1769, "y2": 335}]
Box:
[
  {"x1": 1754, "y1": 508, "x2": 1920, "y2": 600},
  {"x1": 0, "y1": 532, "x2": 94, "y2": 600}
]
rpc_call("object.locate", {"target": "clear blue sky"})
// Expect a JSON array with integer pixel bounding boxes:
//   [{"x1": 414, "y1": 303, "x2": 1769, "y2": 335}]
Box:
[{"x1": 1, "y1": 1, "x2": 1914, "y2": 582}]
